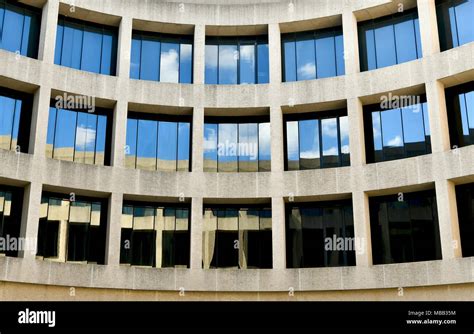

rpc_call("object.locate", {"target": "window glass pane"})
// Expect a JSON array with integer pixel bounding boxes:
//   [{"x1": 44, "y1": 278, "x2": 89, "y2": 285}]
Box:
[
  {"x1": 283, "y1": 39, "x2": 296, "y2": 82},
  {"x1": 459, "y1": 93, "x2": 470, "y2": 137},
  {"x1": 402, "y1": 104, "x2": 425, "y2": 157},
  {"x1": 140, "y1": 37, "x2": 160, "y2": 81},
  {"x1": 414, "y1": 18, "x2": 422, "y2": 57},
  {"x1": 20, "y1": 14, "x2": 31, "y2": 56},
  {"x1": 101, "y1": 30, "x2": 116, "y2": 75},
  {"x1": 381, "y1": 108, "x2": 404, "y2": 160},
  {"x1": 136, "y1": 119, "x2": 157, "y2": 170},
  {"x1": 59, "y1": 24, "x2": 74, "y2": 67},
  {"x1": 286, "y1": 121, "x2": 299, "y2": 170},
  {"x1": 81, "y1": 26, "x2": 102, "y2": 74},
  {"x1": 160, "y1": 42, "x2": 179, "y2": 83},
  {"x1": 177, "y1": 122, "x2": 190, "y2": 171},
  {"x1": 315, "y1": 33, "x2": 336, "y2": 79},
  {"x1": 125, "y1": 118, "x2": 137, "y2": 168},
  {"x1": 372, "y1": 112, "x2": 383, "y2": 161},
  {"x1": 157, "y1": 121, "x2": 177, "y2": 171},
  {"x1": 296, "y1": 37, "x2": 316, "y2": 80},
  {"x1": 374, "y1": 24, "x2": 396, "y2": 68},
  {"x1": 455, "y1": 0, "x2": 474, "y2": 45},
  {"x1": 0, "y1": 5, "x2": 4, "y2": 43},
  {"x1": 258, "y1": 122, "x2": 271, "y2": 172},
  {"x1": 0, "y1": 96, "x2": 15, "y2": 150},
  {"x1": 257, "y1": 43, "x2": 269, "y2": 83},
  {"x1": 339, "y1": 116, "x2": 350, "y2": 165},
  {"x1": 204, "y1": 123, "x2": 218, "y2": 172},
  {"x1": 10, "y1": 99, "x2": 21, "y2": 150},
  {"x1": 299, "y1": 119, "x2": 319, "y2": 169},
  {"x1": 218, "y1": 44, "x2": 238, "y2": 84},
  {"x1": 95, "y1": 115, "x2": 107, "y2": 165},
  {"x1": 130, "y1": 37, "x2": 141, "y2": 79},
  {"x1": 394, "y1": 18, "x2": 417, "y2": 64},
  {"x1": 74, "y1": 112, "x2": 88, "y2": 164},
  {"x1": 54, "y1": 109, "x2": 77, "y2": 161},
  {"x1": 321, "y1": 118, "x2": 340, "y2": 168},
  {"x1": 70, "y1": 24, "x2": 83, "y2": 69},
  {"x1": 449, "y1": 7, "x2": 459, "y2": 47},
  {"x1": 2, "y1": 6, "x2": 24, "y2": 53},
  {"x1": 205, "y1": 44, "x2": 218, "y2": 84},
  {"x1": 239, "y1": 43, "x2": 255, "y2": 84},
  {"x1": 238, "y1": 123, "x2": 258, "y2": 172},
  {"x1": 46, "y1": 107, "x2": 57, "y2": 158},
  {"x1": 54, "y1": 24, "x2": 64, "y2": 65},
  {"x1": 422, "y1": 102, "x2": 430, "y2": 137},
  {"x1": 218, "y1": 123, "x2": 238, "y2": 172},
  {"x1": 203, "y1": 208, "x2": 217, "y2": 268},
  {"x1": 335, "y1": 33, "x2": 345, "y2": 75},
  {"x1": 179, "y1": 43, "x2": 193, "y2": 84},
  {"x1": 364, "y1": 28, "x2": 377, "y2": 70}
]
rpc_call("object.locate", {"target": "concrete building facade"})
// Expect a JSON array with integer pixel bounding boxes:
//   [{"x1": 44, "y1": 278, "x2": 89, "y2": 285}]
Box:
[{"x1": 0, "y1": 0, "x2": 473, "y2": 300}]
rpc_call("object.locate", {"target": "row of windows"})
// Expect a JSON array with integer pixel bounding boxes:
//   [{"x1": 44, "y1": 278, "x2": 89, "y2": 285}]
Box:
[
  {"x1": 2, "y1": 82, "x2": 474, "y2": 171},
  {"x1": 2, "y1": 185, "x2": 474, "y2": 268},
  {"x1": 2, "y1": 0, "x2": 473, "y2": 83}
]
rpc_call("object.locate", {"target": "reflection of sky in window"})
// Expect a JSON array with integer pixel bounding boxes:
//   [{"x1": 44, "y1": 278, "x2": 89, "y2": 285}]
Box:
[
  {"x1": 454, "y1": 0, "x2": 474, "y2": 46},
  {"x1": 316, "y1": 35, "x2": 336, "y2": 79},
  {"x1": 137, "y1": 119, "x2": 157, "y2": 159},
  {"x1": 0, "y1": 96, "x2": 15, "y2": 137},
  {"x1": 381, "y1": 108, "x2": 403, "y2": 147},
  {"x1": 140, "y1": 39, "x2": 160, "y2": 81},
  {"x1": 402, "y1": 105, "x2": 424, "y2": 144},
  {"x1": 374, "y1": 24, "x2": 396, "y2": 69},
  {"x1": 258, "y1": 123, "x2": 271, "y2": 161},
  {"x1": 322, "y1": 118, "x2": 339, "y2": 156},
  {"x1": 2, "y1": 8, "x2": 24, "y2": 54},
  {"x1": 283, "y1": 41, "x2": 296, "y2": 82},
  {"x1": 339, "y1": 116, "x2": 350, "y2": 154},
  {"x1": 126, "y1": 119, "x2": 137, "y2": 158},
  {"x1": 240, "y1": 44, "x2": 255, "y2": 84},
  {"x1": 205, "y1": 44, "x2": 218, "y2": 84},
  {"x1": 394, "y1": 18, "x2": 417, "y2": 63},
  {"x1": 179, "y1": 44, "x2": 193, "y2": 83},
  {"x1": 296, "y1": 39, "x2": 316, "y2": 80},
  {"x1": 177, "y1": 122, "x2": 190, "y2": 162},
  {"x1": 158, "y1": 121, "x2": 177, "y2": 161},
  {"x1": 160, "y1": 43, "x2": 180, "y2": 83},
  {"x1": 218, "y1": 123, "x2": 237, "y2": 162},
  {"x1": 286, "y1": 121, "x2": 299, "y2": 161},
  {"x1": 130, "y1": 38, "x2": 141, "y2": 78},
  {"x1": 299, "y1": 119, "x2": 319, "y2": 159},
  {"x1": 218, "y1": 45, "x2": 238, "y2": 84},
  {"x1": 54, "y1": 109, "x2": 77, "y2": 149},
  {"x1": 238, "y1": 123, "x2": 258, "y2": 161},
  {"x1": 257, "y1": 44, "x2": 269, "y2": 83},
  {"x1": 81, "y1": 27, "x2": 102, "y2": 74},
  {"x1": 372, "y1": 112, "x2": 383, "y2": 151}
]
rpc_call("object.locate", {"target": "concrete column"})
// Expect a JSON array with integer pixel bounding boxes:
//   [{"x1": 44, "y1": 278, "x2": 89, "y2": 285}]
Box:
[
  {"x1": 268, "y1": 23, "x2": 282, "y2": 84},
  {"x1": 426, "y1": 80, "x2": 451, "y2": 152},
  {"x1": 111, "y1": 99, "x2": 128, "y2": 167},
  {"x1": 193, "y1": 24, "x2": 206, "y2": 85},
  {"x1": 352, "y1": 191, "x2": 372, "y2": 266},
  {"x1": 435, "y1": 180, "x2": 462, "y2": 259},
  {"x1": 271, "y1": 197, "x2": 286, "y2": 269},
  {"x1": 347, "y1": 97, "x2": 366, "y2": 166},
  {"x1": 342, "y1": 9, "x2": 360, "y2": 75},
  {"x1": 417, "y1": 0, "x2": 441, "y2": 56},
  {"x1": 270, "y1": 105, "x2": 284, "y2": 172},
  {"x1": 190, "y1": 197, "x2": 203, "y2": 269},
  {"x1": 192, "y1": 107, "x2": 204, "y2": 172},
  {"x1": 105, "y1": 192, "x2": 123, "y2": 265},
  {"x1": 29, "y1": 85, "x2": 51, "y2": 155},
  {"x1": 37, "y1": 0, "x2": 59, "y2": 63},
  {"x1": 117, "y1": 16, "x2": 133, "y2": 79},
  {"x1": 19, "y1": 182, "x2": 42, "y2": 259}
]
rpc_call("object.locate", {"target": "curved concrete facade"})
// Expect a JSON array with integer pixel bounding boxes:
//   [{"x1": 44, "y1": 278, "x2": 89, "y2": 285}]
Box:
[{"x1": 0, "y1": 0, "x2": 473, "y2": 300}]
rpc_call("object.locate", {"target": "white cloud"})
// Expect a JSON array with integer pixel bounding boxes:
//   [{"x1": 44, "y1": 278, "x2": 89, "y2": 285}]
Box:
[
  {"x1": 323, "y1": 146, "x2": 339, "y2": 156},
  {"x1": 160, "y1": 48, "x2": 179, "y2": 83},
  {"x1": 300, "y1": 149, "x2": 320, "y2": 159},
  {"x1": 239, "y1": 45, "x2": 255, "y2": 64},
  {"x1": 180, "y1": 44, "x2": 192, "y2": 60},
  {"x1": 341, "y1": 144, "x2": 350, "y2": 154},
  {"x1": 297, "y1": 62, "x2": 316, "y2": 79},
  {"x1": 321, "y1": 118, "x2": 338, "y2": 138},
  {"x1": 75, "y1": 126, "x2": 96, "y2": 150},
  {"x1": 387, "y1": 135, "x2": 403, "y2": 147}
]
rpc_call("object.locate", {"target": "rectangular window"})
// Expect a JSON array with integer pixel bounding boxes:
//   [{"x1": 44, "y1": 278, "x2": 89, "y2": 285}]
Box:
[
  {"x1": 205, "y1": 36, "x2": 269, "y2": 85},
  {"x1": 202, "y1": 206, "x2": 272, "y2": 269},
  {"x1": 286, "y1": 200, "x2": 355, "y2": 268},
  {"x1": 46, "y1": 104, "x2": 112, "y2": 166},
  {"x1": 436, "y1": 0, "x2": 474, "y2": 50},
  {"x1": 284, "y1": 111, "x2": 350, "y2": 170},
  {"x1": 126, "y1": 112, "x2": 191, "y2": 172},
  {"x1": 364, "y1": 96, "x2": 431, "y2": 163},
  {"x1": 0, "y1": 87, "x2": 32, "y2": 153},
  {"x1": 358, "y1": 9, "x2": 422, "y2": 71},
  {"x1": 55, "y1": 16, "x2": 118, "y2": 75},
  {"x1": 37, "y1": 193, "x2": 107, "y2": 264},
  {"x1": 0, "y1": 185, "x2": 24, "y2": 257},
  {"x1": 0, "y1": 0, "x2": 40, "y2": 58},
  {"x1": 455, "y1": 183, "x2": 474, "y2": 257},
  {"x1": 120, "y1": 202, "x2": 190, "y2": 268},
  {"x1": 204, "y1": 117, "x2": 271, "y2": 173},
  {"x1": 130, "y1": 32, "x2": 193, "y2": 83},
  {"x1": 370, "y1": 190, "x2": 441, "y2": 264},
  {"x1": 445, "y1": 81, "x2": 474, "y2": 148},
  {"x1": 282, "y1": 27, "x2": 344, "y2": 82}
]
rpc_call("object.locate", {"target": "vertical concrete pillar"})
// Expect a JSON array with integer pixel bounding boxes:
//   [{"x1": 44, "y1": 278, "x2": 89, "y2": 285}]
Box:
[
  {"x1": 271, "y1": 197, "x2": 286, "y2": 269},
  {"x1": 117, "y1": 16, "x2": 133, "y2": 79},
  {"x1": 426, "y1": 80, "x2": 451, "y2": 152},
  {"x1": 29, "y1": 85, "x2": 51, "y2": 156},
  {"x1": 105, "y1": 192, "x2": 123, "y2": 265},
  {"x1": 190, "y1": 197, "x2": 203, "y2": 269},
  {"x1": 347, "y1": 97, "x2": 366, "y2": 166},
  {"x1": 193, "y1": 24, "x2": 206, "y2": 85},
  {"x1": 111, "y1": 99, "x2": 128, "y2": 167},
  {"x1": 268, "y1": 23, "x2": 282, "y2": 84},
  {"x1": 417, "y1": 0, "x2": 441, "y2": 56},
  {"x1": 435, "y1": 180, "x2": 462, "y2": 259},
  {"x1": 19, "y1": 182, "x2": 42, "y2": 259},
  {"x1": 270, "y1": 105, "x2": 284, "y2": 172},
  {"x1": 38, "y1": 0, "x2": 60, "y2": 64},
  {"x1": 352, "y1": 191, "x2": 373, "y2": 266},
  {"x1": 192, "y1": 107, "x2": 204, "y2": 172},
  {"x1": 342, "y1": 9, "x2": 360, "y2": 75}
]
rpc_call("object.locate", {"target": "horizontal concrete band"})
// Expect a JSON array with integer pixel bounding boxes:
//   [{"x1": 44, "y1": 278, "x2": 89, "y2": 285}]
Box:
[
  {"x1": 0, "y1": 144, "x2": 473, "y2": 198},
  {"x1": 0, "y1": 256, "x2": 472, "y2": 292},
  {"x1": 1, "y1": 42, "x2": 473, "y2": 109}
]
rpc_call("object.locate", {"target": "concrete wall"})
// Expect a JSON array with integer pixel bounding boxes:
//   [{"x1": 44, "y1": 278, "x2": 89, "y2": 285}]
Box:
[{"x1": 0, "y1": 0, "x2": 473, "y2": 300}]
